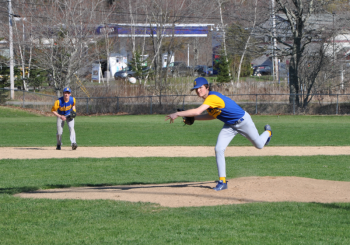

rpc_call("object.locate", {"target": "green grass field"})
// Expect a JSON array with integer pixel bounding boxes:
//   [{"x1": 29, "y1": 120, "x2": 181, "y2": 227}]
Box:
[
  {"x1": 1, "y1": 106, "x2": 350, "y2": 147},
  {"x1": 1, "y1": 106, "x2": 350, "y2": 244}
]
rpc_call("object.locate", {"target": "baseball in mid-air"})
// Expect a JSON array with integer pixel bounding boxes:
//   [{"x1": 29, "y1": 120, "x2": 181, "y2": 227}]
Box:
[{"x1": 128, "y1": 77, "x2": 137, "y2": 84}]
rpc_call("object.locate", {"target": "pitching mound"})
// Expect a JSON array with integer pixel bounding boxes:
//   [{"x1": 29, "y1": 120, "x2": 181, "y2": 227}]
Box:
[{"x1": 15, "y1": 176, "x2": 350, "y2": 207}]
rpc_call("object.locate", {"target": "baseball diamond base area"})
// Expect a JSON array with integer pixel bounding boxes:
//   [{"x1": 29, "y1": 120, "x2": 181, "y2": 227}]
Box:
[{"x1": 3, "y1": 146, "x2": 350, "y2": 208}]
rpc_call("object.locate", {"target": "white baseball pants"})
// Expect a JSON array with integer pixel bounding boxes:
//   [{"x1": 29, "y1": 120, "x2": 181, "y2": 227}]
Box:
[
  {"x1": 214, "y1": 111, "x2": 270, "y2": 177},
  {"x1": 56, "y1": 117, "x2": 76, "y2": 146}
]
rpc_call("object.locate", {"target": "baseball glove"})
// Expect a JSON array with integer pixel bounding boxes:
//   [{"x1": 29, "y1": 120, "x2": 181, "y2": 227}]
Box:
[
  {"x1": 66, "y1": 111, "x2": 76, "y2": 120},
  {"x1": 177, "y1": 109, "x2": 195, "y2": 125}
]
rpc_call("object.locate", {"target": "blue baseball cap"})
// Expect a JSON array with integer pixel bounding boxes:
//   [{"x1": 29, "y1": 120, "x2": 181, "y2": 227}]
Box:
[
  {"x1": 63, "y1": 87, "x2": 71, "y2": 93},
  {"x1": 191, "y1": 77, "x2": 208, "y2": 91}
]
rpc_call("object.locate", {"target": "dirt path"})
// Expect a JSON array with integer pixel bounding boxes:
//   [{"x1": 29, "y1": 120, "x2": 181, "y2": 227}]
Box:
[
  {"x1": 2, "y1": 146, "x2": 350, "y2": 159},
  {"x1": 8, "y1": 146, "x2": 350, "y2": 207}
]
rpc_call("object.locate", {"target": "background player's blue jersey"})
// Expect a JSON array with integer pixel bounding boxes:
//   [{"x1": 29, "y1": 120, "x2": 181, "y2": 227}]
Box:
[{"x1": 51, "y1": 97, "x2": 76, "y2": 116}]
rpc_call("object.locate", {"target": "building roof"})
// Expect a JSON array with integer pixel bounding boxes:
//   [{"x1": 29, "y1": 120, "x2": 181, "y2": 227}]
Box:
[
  {"x1": 255, "y1": 13, "x2": 334, "y2": 39},
  {"x1": 251, "y1": 55, "x2": 272, "y2": 66}
]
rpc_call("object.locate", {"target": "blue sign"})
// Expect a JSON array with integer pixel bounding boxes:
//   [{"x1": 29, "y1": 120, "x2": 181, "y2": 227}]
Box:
[
  {"x1": 118, "y1": 26, "x2": 208, "y2": 37},
  {"x1": 95, "y1": 25, "x2": 119, "y2": 35},
  {"x1": 95, "y1": 24, "x2": 210, "y2": 37}
]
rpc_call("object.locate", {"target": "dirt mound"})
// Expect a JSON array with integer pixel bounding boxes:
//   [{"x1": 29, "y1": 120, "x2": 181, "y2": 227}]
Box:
[{"x1": 15, "y1": 176, "x2": 350, "y2": 207}]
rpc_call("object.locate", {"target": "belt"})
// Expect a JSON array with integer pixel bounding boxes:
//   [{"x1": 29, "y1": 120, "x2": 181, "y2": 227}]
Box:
[{"x1": 232, "y1": 117, "x2": 244, "y2": 125}]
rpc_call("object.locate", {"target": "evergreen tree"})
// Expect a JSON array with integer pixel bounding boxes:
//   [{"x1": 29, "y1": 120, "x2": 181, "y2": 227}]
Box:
[
  {"x1": 0, "y1": 66, "x2": 10, "y2": 104},
  {"x1": 129, "y1": 50, "x2": 147, "y2": 79},
  {"x1": 0, "y1": 56, "x2": 20, "y2": 103},
  {"x1": 27, "y1": 68, "x2": 48, "y2": 91},
  {"x1": 216, "y1": 55, "x2": 231, "y2": 83}
]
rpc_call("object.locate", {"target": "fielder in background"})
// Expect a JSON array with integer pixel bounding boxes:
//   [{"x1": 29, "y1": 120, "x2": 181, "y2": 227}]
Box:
[
  {"x1": 51, "y1": 87, "x2": 78, "y2": 150},
  {"x1": 165, "y1": 77, "x2": 272, "y2": 191}
]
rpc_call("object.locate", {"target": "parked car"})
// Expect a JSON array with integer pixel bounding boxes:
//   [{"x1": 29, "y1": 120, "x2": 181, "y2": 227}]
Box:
[
  {"x1": 164, "y1": 62, "x2": 193, "y2": 77},
  {"x1": 253, "y1": 65, "x2": 272, "y2": 76},
  {"x1": 114, "y1": 66, "x2": 132, "y2": 79},
  {"x1": 252, "y1": 64, "x2": 288, "y2": 77},
  {"x1": 114, "y1": 66, "x2": 150, "y2": 80},
  {"x1": 194, "y1": 65, "x2": 210, "y2": 76},
  {"x1": 207, "y1": 66, "x2": 218, "y2": 76}
]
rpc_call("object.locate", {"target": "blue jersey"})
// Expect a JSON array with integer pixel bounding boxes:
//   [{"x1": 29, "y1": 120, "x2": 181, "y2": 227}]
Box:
[
  {"x1": 203, "y1": 91, "x2": 245, "y2": 124},
  {"x1": 51, "y1": 96, "x2": 76, "y2": 116}
]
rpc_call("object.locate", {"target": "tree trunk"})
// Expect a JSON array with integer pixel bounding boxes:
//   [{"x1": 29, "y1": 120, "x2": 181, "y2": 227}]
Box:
[
  {"x1": 289, "y1": 55, "x2": 299, "y2": 106},
  {"x1": 237, "y1": 35, "x2": 250, "y2": 82},
  {"x1": 237, "y1": 0, "x2": 258, "y2": 82}
]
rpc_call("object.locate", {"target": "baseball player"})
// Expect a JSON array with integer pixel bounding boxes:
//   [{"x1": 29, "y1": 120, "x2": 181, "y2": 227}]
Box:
[
  {"x1": 51, "y1": 87, "x2": 78, "y2": 150},
  {"x1": 165, "y1": 77, "x2": 272, "y2": 191}
]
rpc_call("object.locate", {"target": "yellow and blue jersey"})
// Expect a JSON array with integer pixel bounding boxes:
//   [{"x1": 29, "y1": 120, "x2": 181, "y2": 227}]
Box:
[
  {"x1": 51, "y1": 97, "x2": 76, "y2": 116},
  {"x1": 203, "y1": 91, "x2": 245, "y2": 124}
]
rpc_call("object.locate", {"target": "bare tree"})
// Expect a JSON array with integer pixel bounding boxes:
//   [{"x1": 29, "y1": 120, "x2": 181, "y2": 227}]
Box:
[
  {"x1": 12, "y1": 14, "x2": 28, "y2": 90},
  {"x1": 132, "y1": 1, "x2": 200, "y2": 97},
  {"x1": 22, "y1": 0, "x2": 114, "y2": 96},
  {"x1": 297, "y1": 42, "x2": 330, "y2": 107},
  {"x1": 274, "y1": 0, "x2": 332, "y2": 106},
  {"x1": 236, "y1": 0, "x2": 258, "y2": 82},
  {"x1": 224, "y1": 0, "x2": 269, "y2": 82},
  {"x1": 217, "y1": 0, "x2": 228, "y2": 59}
]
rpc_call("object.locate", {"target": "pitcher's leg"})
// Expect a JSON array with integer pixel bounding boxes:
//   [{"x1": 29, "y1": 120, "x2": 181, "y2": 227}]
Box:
[
  {"x1": 56, "y1": 117, "x2": 64, "y2": 146},
  {"x1": 215, "y1": 124, "x2": 237, "y2": 178},
  {"x1": 236, "y1": 112, "x2": 270, "y2": 149},
  {"x1": 67, "y1": 119, "x2": 76, "y2": 145}
]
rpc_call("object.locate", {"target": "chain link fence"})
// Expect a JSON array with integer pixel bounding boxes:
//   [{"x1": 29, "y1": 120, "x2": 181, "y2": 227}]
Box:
[{"x1": 1, "y1": 88, "x2": 350, "y2": 115}]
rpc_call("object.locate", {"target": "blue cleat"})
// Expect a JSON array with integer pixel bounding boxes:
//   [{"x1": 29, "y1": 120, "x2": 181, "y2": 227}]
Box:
[
  {"x1": 264, "y1": 124, "x2": 273, "y2": 145},
  {"x1": 213, "y1": 180, "x2": 228, "y2": 191}
]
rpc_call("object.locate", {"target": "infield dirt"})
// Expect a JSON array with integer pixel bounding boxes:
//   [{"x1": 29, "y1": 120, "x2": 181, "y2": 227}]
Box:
[
  {"x1": 2, "y1": 146, "x2": 350, "y2": 159},
  {"x1": 5, "y1": 146, "x2": 350, "y2": 207}
]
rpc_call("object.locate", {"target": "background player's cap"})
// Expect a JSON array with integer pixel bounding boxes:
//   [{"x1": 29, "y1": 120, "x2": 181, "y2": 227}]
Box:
[
  {"x1": 191, "y1": 77, "x2": 208, "y2": 91},
  {"x1": 63, "y1": 87, "x2": 71, "y2": 93}
]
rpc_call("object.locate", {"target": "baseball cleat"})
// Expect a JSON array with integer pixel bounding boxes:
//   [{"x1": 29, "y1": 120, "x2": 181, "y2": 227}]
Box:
[
  {"x1": 264, "y1": 124, "x2": 273, "y2": 145},
  {"x1": 72, "y1": 143, "x2": 78, "y2": 150},
  {"x1": 56, "y1": 145, "x2": 61, "y2": 150},
  {"x1": 213, "y1": 180, "x2": 228, "y2": 191}
]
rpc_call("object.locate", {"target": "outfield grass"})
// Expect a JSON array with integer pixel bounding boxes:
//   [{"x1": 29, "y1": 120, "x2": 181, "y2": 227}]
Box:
[
  {"x1": 1, "y1": 196, "x2": 348, "y2": 244},
  {"x1": 1, "y1": 106, "x2": 350, "y2": 146},
  {"x1": 1, "y1": 106, "x2": 350, "y2": 244}
]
